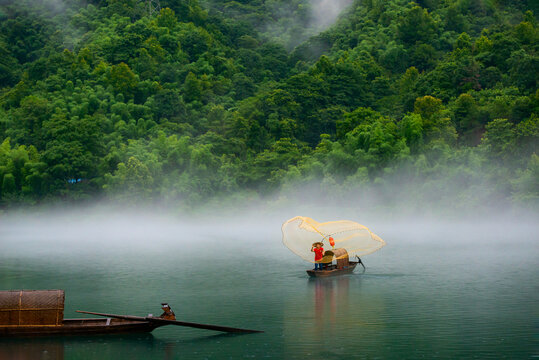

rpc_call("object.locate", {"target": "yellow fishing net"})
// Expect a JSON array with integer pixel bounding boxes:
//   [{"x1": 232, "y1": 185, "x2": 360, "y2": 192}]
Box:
[{"x1": 282, "y1": 216, "x2": 385, "y2": 263}]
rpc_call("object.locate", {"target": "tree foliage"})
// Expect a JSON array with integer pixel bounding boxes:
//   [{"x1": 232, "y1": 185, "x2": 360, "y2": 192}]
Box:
[{"x1": 0, "y1": 0, "x2": 537, "y2": 208}]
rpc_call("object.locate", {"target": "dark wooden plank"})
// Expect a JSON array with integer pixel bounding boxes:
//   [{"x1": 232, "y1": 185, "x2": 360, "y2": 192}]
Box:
[
  {"x1": 76, "y1": 311, "x2": 263, "y2": 333},
  {"x1": 306, "y1": 262, "x2": 358, "y2": 277},
  {"x1": 0, "y1": 318, "x2": 162, "y2": 337}
]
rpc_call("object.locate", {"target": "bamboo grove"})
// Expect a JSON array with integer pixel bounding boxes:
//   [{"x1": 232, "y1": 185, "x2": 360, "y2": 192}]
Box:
[{"x1": 0, "y1": 0, "x2": 537, "y2": 210}]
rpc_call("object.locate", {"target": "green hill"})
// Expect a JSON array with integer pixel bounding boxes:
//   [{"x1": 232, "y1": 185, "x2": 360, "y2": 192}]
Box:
[{"x1": 0, "y1": 0, "x2": 537, "y2": 210}]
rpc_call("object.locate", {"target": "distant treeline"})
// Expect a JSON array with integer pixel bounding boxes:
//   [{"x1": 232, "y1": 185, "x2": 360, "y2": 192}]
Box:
[{"x1": 0, "y1": 0, "x2": 537, "y2": 209}]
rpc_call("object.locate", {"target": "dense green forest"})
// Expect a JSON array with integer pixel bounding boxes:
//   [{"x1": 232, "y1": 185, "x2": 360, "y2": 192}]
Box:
[{"x1": 0, "y1": 0, "x2": 537, "y2": 210}]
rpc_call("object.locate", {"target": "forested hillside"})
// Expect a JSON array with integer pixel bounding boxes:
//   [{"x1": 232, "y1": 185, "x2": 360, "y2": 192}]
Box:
[{"x1": 0, "y1": 0, "x2": 537, "y2": 210}]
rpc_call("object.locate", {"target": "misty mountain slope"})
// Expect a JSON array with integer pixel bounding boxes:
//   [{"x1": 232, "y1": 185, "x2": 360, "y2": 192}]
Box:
[
  {"x1": 204, "y1": 0, "x2": 355, "y2": 49},
  {"x1": 0, "y1": 0, "x2": 537, "y2": 211}
]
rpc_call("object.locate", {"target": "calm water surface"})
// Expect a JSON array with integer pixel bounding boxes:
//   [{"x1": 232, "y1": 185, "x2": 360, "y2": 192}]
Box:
[{"x1": 0, "y1": 213, "x2": 537, "y2": 359}]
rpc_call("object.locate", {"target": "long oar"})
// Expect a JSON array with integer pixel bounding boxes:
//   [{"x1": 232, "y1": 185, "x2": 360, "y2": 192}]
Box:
[{"x1": 76, "y1": 310, "x2": 263, "y2": 334}]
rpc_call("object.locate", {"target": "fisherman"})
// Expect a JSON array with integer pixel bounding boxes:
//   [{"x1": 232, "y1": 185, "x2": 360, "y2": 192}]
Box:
[
  {"x1": 311, "y1": 242, "x2": 325, "y2": 270},
  {"x1": 159, "y1": 303, "x2": 176, "y2": 320}
]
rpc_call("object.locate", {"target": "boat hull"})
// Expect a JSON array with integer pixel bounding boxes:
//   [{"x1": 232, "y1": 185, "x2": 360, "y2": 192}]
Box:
[
  {"x1": 306, "y1": 262, "x2": 359, "y2": 277},
  {"x1": 0, "y1": 318, "x2": 163, "y2": 337}
]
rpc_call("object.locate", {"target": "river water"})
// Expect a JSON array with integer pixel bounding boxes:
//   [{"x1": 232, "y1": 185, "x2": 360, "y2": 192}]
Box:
[{"x1": 0, "y1": 210, "x2": 537, "y2": 359}]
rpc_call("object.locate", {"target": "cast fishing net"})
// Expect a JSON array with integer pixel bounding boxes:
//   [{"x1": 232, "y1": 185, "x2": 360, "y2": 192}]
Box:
[{"x1": 282, "y1": 216, "x2": 385, "y2": 263}]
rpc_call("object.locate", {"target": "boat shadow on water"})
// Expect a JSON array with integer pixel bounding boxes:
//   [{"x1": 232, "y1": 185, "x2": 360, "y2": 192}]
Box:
[
  {"x1": 0, "y1": 332, "x2": 242, "y2": 360},
  {"x1": 0, "y1": 334, "x2": 156, "y2": 360}
]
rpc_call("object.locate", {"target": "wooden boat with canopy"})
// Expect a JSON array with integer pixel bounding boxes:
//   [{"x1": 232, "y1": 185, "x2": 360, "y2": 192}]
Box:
[
  {"x1": 305, "y1": 248, "x2": 362, "y2": 277},
  {"x1": 0, "y1": 290, "x2": 262, "y2": 337},
  {"x1": 282, "y1": 216, "x2": 386, "y2": 277}
]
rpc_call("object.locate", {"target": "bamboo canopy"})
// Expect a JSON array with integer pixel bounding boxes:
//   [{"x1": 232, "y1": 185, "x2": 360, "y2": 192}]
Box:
[
  {"x1": 323, "y1": 248, "x2": 350, "y2": 268},
  {"x1": 0, "y1": 290, "x2": 65, "y2": 326}
]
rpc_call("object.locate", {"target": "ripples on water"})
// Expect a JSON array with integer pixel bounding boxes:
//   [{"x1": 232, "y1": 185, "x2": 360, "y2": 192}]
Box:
[{"x1": 0, "y1": 212, "x2": 537, "y2": 359}]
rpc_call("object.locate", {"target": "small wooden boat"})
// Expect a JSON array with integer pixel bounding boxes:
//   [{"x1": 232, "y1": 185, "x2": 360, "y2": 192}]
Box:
[
  {"x1": 0, "y1": 290, "x2": 262, "y2": 337},
  {"x1": 281, "y1": 216, "x2": 384, "y2": 277},
  {"x1": 306, "y1": 249, "x2": 365, "y2": 278},
  {"x1": 306, "y1": 261, "x2": 360, "y2": 277},
  {"x1": 1, "y1": 317, "x2": 162, "y2": 337}
]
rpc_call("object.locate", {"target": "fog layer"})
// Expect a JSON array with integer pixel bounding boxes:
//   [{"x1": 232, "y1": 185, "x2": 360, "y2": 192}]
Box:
[{"x1": 1, "y1": 202, "x2": 537, "y2": 260}]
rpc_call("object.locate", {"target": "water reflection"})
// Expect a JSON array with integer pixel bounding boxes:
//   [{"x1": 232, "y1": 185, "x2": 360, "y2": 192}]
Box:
[
  {"x1": 0, "y1": 334, "x2": 166, "y2": 360},
  {"x1": 283, "y1": 276, "x2": 356, "y2": 358},
  {"x1": 0, "y1": 331, "x2": 267, "y2": 360},
  {"x1": 283, "y1": 272, "x2": 393, "y2": 358},
  {"x1": 312, "y1": 276, "x2": 350, "y2": 336},
  {"x1": 0, "y1": 337, "x2": 64, "y2": 360}
]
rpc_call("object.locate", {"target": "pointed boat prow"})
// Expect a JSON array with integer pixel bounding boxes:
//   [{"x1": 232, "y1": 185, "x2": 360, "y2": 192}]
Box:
[{"x1": 76, "y1": 310, "x2": 263, "y2": 333}]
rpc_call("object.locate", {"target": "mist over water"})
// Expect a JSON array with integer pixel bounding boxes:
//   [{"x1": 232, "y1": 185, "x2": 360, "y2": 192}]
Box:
[
  {"x1": 1, "y1": 203, "x2": 537, "y2": 359},
  {"x1": 1, "y1": 201, "x2": 537, "y2": 255}
]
